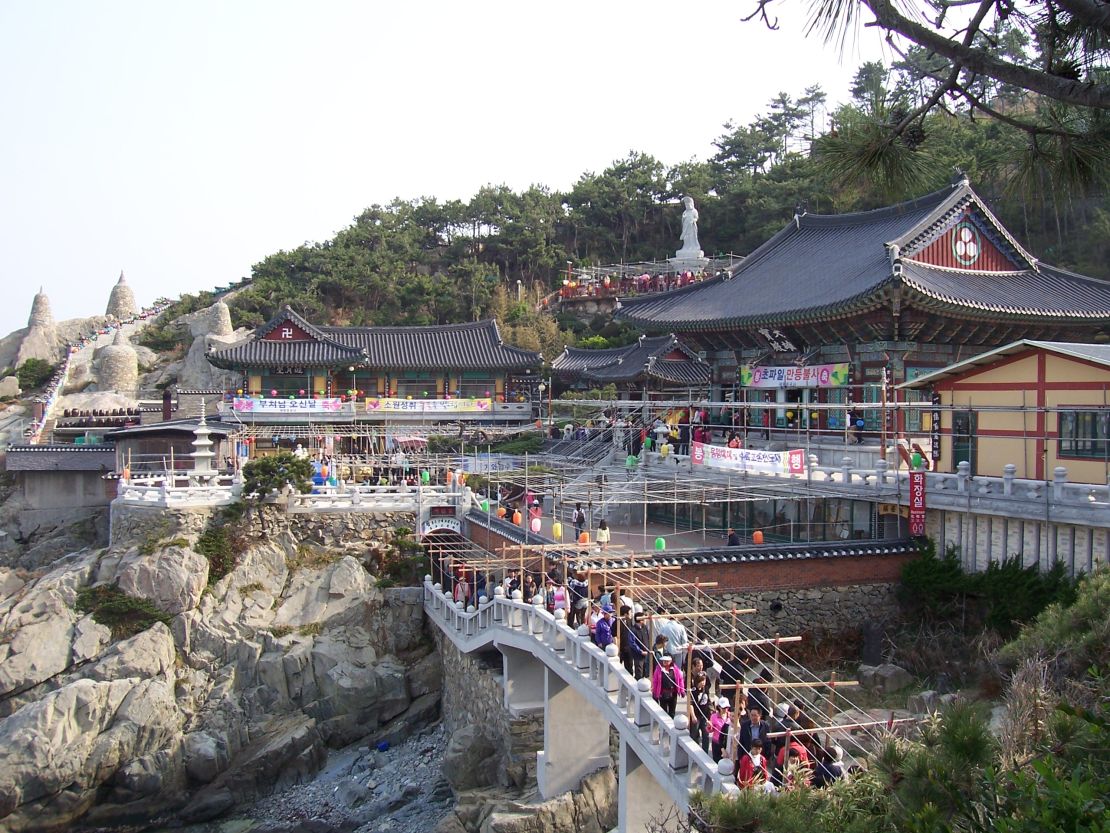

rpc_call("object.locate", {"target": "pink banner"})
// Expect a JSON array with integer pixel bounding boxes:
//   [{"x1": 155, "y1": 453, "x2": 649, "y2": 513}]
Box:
[{"x1": 690, "y1": 442, "x2": 805, "y2": 475}]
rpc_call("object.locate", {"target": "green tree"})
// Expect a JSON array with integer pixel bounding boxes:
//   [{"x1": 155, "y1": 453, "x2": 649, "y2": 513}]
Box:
[
  {"x1": 745, "y1": 0, "x2": 1110, "y2": 193},
  {"x1": 15, "y1": 358, "x2": 54, "y2": 391},
  {"x1": 242, "y1": 452, "x2": 314, "y2": 502}
]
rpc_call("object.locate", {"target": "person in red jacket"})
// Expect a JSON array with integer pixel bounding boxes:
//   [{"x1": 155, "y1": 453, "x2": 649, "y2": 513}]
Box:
[{"x1": 736, "y1": 741, "x2": 770, "y2": 789}]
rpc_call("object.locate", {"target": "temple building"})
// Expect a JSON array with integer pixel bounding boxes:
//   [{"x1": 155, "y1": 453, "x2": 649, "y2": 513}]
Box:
[
  {"x1": 205, "y1": 306, "x2": 542, "y2": 428},
  {"x1": 551, "y1": 334, "x2": 711, "y2": 397},
  {"x1": 616, "y1": 177, "x2": 1110, "y2": 435}
]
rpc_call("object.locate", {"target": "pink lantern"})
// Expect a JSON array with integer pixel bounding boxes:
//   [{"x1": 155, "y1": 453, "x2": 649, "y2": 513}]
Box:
[
  {"x1": 270, "y1": 389, "x2": 278, "y2": 397},
  {"x1": 530, "y1": 518, "x2": 542, "y2": 533},
  {"x1": 298, "y1": 389, "x2": 305, "y2": 396}
]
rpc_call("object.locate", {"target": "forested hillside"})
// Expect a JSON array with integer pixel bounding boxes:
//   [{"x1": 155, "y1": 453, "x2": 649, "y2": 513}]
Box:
[{"x1": 169, "y1": 60, "x2": 1108, "y2": 358}]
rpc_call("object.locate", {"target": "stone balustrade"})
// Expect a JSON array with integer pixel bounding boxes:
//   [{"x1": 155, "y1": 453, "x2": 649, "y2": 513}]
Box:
[
  {"x1": 114, "y1": 477, "x2": 467, "y2": 515},
  {"x1": 636, "y1": 451, "x2": 1109, "y2": 527},
  {"x1": 423, "y1": 578, "x2": 735, "y2": 826}
]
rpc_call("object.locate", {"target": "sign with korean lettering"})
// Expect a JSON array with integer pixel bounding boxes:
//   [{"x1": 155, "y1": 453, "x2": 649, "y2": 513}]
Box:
[
  {"x1": 366, "y1": 398, "x2": 493, "y2": 414},
  {"x1": 909, "y1": 471, "x2": 926, "y2": 536},
  {"x1": 930, "y1": 392, "x2": 942, "y2": 461},
  {"x1": 421, "y1": 517, "x2": 462, "y2": 535},
  {"x1": 740, "y1": 363, "x2": 850, "y2": 388},
  {"x1": 690, "y1": 441, "x2": 806, "y2": 476},
  {"x1": 233, "y1": 397, "x2": 342, "y2": 413}
]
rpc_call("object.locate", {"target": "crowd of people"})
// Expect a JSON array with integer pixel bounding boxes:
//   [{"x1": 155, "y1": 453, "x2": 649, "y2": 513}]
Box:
[
  {"x1": 435, "y1": 558, "x2": 850, "y2": 794},
  {"x1": 558, "y1": 269, "x2": 719, "y2": 300}
]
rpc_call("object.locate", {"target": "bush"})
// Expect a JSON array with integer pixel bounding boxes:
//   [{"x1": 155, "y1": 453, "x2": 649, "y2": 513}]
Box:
[
  {"x1": 997, "y1": 565, "x2": 1109, "y2": 688},
  {"x1": 75, "y1": 585, "x2": 171, "y2": 640},
  {"x1": 242, "y1": 452, "x2": 314, "y2": 499},
  {"x1": 16, "y1": 358, "x2": 54, "y2": 391},
  {"x1": 899, "y1": 539, "x2": 1076, "y2": 638},
  {"x1": 375, "y1": 526, "x2": 425, "y2": 587},
  {"x1": 195, "y1": 503, "x2": 249, "y2": 584},
  {"x1": 491, "y1": 433, "x2": 544, "y2": 455}
]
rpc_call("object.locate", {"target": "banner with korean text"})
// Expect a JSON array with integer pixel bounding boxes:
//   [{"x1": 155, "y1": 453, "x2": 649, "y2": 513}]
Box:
[
  {"x1": 909, "y1": 471, "x2": 927, "y2": 535},
  {"x1": 233, "y1": 397, "x2": 342, "y2": 413},
  {"x1": 690, "y1": 441, "x2": 806, "y2": 475},
  {"x1": 740, "y1": 363, "x2": 850, "y2": 388},
  {"x1": 365, "y1": 397, "x2": 493, "y2": 414}
]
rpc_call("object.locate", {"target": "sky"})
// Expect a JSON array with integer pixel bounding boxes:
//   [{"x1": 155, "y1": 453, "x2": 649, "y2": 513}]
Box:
[{"x1": 0, "y1": 1, "x2": 886, "y2": 339}]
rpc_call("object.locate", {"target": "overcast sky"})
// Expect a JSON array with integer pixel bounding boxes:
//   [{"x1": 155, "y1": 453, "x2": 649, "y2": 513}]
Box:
[{"x1": 0, "y1": 1, "x2": 886, "y2": 339}]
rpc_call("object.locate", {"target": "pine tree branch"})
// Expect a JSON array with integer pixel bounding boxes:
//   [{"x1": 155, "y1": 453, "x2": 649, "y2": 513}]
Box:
[
  {"x1": 862, "y1": 0, "x2": 1110, "y2": 109},
  {"x1": 1052, "y1": 0, "x2": 1110, "y2": 39}
]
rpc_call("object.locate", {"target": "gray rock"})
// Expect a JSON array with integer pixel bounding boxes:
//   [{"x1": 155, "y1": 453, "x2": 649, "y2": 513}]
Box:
[
  {"x1": 0, "y1": 677, "x2": 182, "y2": 830},
  {"x1": 406, "y1": 650, "x2": 443, "y2": 698},
  {"x1": 907, "y1": 689, "x2": 939, "y2": 714},
  {"x1": 334, "y1": 778, "x2": 370, "y2": 808},
  {"x1": 441, "y1": 725, "x2": 500, "y2": 792},
  {"x1": 114, "y1": 544, "x2": 209, "y2": 615},
  {"x1": 179, "y1": 786, "x2": 234, "y2": 822}
]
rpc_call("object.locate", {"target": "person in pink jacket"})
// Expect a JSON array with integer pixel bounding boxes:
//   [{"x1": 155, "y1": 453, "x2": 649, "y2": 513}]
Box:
[{"x1": 651, "y1": 655, "x2": 685, "y2": 717}]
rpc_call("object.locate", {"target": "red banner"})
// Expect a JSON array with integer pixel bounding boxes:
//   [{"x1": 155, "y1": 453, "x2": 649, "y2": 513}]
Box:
[{"x1": 909, "y1": 471, "x2": 926, "y2": 536}]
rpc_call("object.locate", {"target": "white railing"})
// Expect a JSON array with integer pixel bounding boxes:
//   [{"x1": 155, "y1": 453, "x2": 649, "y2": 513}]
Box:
[
  {"x1": 633, "y1": 451, "x2": 1109, "y2": 522},
  {"x1": 423, "y1": 579, "x2": 735, "y2": 812},
  {"x1": 115, "y1": 477, "x2": 467, "y2": 514},
  {"x1": 285, "y1": 483, "x2": 461, "y2": 513},
  {"x1": 116, "y1": 479, "x2": 240, "y2": 508}
]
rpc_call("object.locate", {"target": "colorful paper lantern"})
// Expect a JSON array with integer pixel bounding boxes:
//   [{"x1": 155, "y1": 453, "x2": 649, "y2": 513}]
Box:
[
  {"x1": 752, "y1": 530, "x2": 764, "y2": 545},
  {"x1": 420, "y1": 470, "x2": 430, "y2": 483},
  {"x1": 578, "y1": 532, "x2": 589, "y2": 544},
  {"x1": 552, "y1": 521, "x2": 562, "y2": 540},
  {"x1": 497, "y1": 506, "x2": 507, "y2": 518},
  {"x1": 481, "y1": 500, "x2": 490, "y2": 512},
  {"x1": 236, "y1": 388, "x2": 243, "y2": 395},
  {"x1": 512, "y1": 510, "x2": 522, "y2": 525},
  {"x1": 911, "y1": 451, "x2": 923, "y2": 469},
  {"x1": 271, "y1": 389, "x2": 278, "y2": 397},
  {"x1": 856, "y1": 418, "x2": 865, "y2": 428},
  {"x1": 298, "y1": 389, "x2": 305, "y2": 395},
  {"x1": 653, "y1": 537, "x2": 666, "y2": 551},
  {"x1": 530, "y1": 518, "x2": 541, "y2": 533}
]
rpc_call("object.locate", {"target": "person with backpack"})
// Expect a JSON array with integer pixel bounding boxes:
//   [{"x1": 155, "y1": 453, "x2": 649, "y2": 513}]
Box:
[
  {"x1": 572, "y1": 503, "x2": 586, "y2": 540},
  {"x1": 651, "y1": 654, "x2": 685, "y2": 717},
  {"x1": 566, "y1": 569, "x2": 589, "y2": 628}
]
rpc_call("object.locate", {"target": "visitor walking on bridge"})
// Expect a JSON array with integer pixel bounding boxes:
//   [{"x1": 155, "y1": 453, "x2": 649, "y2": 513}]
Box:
[{"x1": 651, "y1": 654, "x2": 684, "y2": 718}]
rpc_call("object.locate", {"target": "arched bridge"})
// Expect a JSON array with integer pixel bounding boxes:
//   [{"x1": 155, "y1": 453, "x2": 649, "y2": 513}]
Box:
[{"x1": 423, "y1": 579, "x2": 737, "y2": 833}]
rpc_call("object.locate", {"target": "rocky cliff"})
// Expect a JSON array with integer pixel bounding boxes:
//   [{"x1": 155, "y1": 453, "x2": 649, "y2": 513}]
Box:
[{"x1": 0, "y1": 506, "x2": 440, "y2": 832}]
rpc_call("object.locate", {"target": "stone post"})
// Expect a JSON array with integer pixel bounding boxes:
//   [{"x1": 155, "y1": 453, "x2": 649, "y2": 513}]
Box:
[
  {"x1": 1003, "y1": 463, "x2": 1016, "y2": 496},
  {"x1": 537, "y1": 666, "x2": 610, "y2": 798},
  {"x1": 618, "y1": 737, "x2": 680, "y2": 833},
  {"x1": 1052, "y1": 466, "x2": 1068, "y2": 500},
  {"x1": 957, "y1": 461, "x2": 971, "y2": 492}
]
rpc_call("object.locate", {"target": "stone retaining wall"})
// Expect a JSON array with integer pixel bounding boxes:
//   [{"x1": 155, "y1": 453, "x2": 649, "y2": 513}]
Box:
[
  {"x1": 110, "y1": 501, "x2": 416, "y2": 550},
  {"x1": 712, "y1": 582, "x2": 900, "y2": 639},
  {"x1": 435, "y1": 629, "x2": 543, "y2": 790}
]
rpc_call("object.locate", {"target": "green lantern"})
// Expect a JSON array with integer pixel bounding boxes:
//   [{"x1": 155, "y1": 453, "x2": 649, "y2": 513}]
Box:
[
  {"x1": 911, "y1": 451, "x2": 923, "y2": 469},
  {"x1": 481, "y1": 500, "x2": 490, "y2": 512},
  {"x1": 655, "y1": 537, "x2": 666, "y2": 551},
  {"x1": 420, "y1": 470, "x2": 430, "y2": 483}
]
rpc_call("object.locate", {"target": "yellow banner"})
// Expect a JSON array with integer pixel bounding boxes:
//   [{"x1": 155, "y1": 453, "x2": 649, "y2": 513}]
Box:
[{"x1": 365, "y1": 397, "x2": 493, "y2": 414}]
